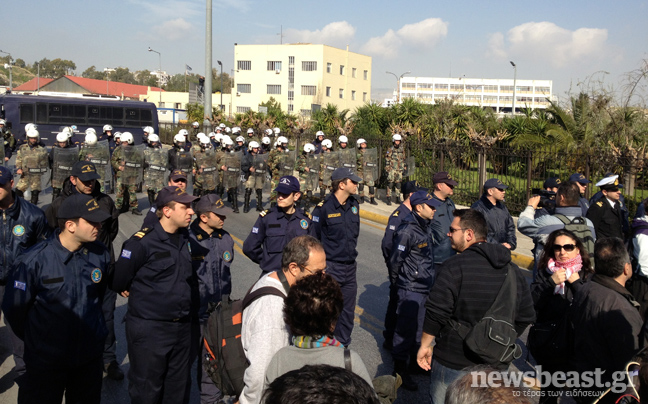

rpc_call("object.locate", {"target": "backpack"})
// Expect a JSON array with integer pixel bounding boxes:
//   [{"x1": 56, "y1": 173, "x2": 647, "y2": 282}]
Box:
[
  {"x1": 447, "y1": 264, "x2": 522, "y2": 366},
  {"x1": 202, "y1": 273, "x2": 289, "y2": 397},
  {"x1": 554, "y1": 214, "x2": 595, "y2": 257}
]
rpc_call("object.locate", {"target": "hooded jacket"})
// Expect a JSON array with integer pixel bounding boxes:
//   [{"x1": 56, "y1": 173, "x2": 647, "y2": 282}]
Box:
[
  {"x1": 389, "y1": 211, "x2": 435, "y2": 293},
  {"x1": 430, "y1": 193, "x2": 456, "y2": 264},
  {"x1": 471, "y1": 194, "x2": 517, "y2": 249},
  {"x1": 422, "y1": 242, "x2": 536, "y2": 370}
]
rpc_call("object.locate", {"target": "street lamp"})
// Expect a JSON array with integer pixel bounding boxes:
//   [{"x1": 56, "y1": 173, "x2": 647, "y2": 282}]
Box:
[
  {"x1": 103, "y1": 68, "x2": 116, "y2": 96},
  {"x1": 148, "y1": 47, "x2": 162, "y2": 106},
  {"x1": 510, "y1": 61, "x2": 517, "y2": 115},
  {"x1": 386, "y1": 70, "x2": 410, "y2": 104},
  {"x1": 217, "y1": 60, "x2": 223, "y2": 112},
  {"x1": 0, "y1": 50, "x2": 13, "y2": 92}
]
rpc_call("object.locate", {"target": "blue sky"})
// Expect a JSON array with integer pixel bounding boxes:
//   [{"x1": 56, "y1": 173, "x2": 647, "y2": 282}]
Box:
[{"x1": 3, "y1": 0, "x2": 647, "y2": 103}]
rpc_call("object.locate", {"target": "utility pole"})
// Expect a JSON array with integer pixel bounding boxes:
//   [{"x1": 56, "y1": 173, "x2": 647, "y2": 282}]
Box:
[{"x1": 204, "y1": 0, "x2": 213, "y2": 132}]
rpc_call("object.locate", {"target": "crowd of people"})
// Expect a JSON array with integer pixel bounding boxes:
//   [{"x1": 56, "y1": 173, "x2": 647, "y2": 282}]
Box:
[{"x1": 1, "y1": 118, "x2": 648, "y2": 404}]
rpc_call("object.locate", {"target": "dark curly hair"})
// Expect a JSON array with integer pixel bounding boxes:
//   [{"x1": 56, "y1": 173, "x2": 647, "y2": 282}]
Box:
[
  {"x1": 537, "y1": 228, "x2": 593, "y2": 274},
  {"x1": 283, "y1": 271, "x2": 343, "y2": 338}
]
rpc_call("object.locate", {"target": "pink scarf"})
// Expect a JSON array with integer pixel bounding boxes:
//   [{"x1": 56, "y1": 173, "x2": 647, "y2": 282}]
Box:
[{"x1": 547, "y1": 254, "x2": 582, "y2": 295}]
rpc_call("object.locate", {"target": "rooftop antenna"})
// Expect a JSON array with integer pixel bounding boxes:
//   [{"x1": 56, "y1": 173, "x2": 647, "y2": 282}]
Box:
[{"x1": 277, "y1": 25, "x2": 285, "y2": 44}]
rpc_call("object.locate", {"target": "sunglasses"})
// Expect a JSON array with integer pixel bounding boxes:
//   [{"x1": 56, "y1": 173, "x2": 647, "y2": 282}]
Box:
[{"x1": 552, "y1": 244, "x2": 576, "y2": 252}]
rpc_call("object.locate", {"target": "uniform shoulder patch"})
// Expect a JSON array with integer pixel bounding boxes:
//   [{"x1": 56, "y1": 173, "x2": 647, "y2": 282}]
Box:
[
  {"x1": 260, "y1": 209, "x2": 270, "y2": 217},
  {"x1": 596, "y1": 201, "x2": 603, "y2": 207},
  {"x1": 304, "y1": 211, "x2": 312, "y2": 219},
  {"x1": 392, "y1": 210, "x2": 400, "y2": 217},
  {"x1": 133, "y1": 227, "x2": 153, "y2": 239},
  {"x1": 317, "y1": 201, "x2": 325, "y2": 207}
]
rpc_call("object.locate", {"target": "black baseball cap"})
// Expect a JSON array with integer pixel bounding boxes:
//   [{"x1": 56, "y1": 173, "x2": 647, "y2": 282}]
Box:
[
  {"x1": 432, "y1": 172, "x2": 458, "y2": 187},
  {"x1": 155, "y1": 186, "x2": 197, "y2": 208},
  {"x1": 331, "y1": 167, "x2": 362, "y2": 183},
  {"x1": 483, "y1": 178, "x2": 508, "y2": 190},
  {"x1": 401, "y1": 180, "x2": 426, "y2": 196},
  {"x1": 195, "y1": 194, "x2": 233, "y2": 216},
  {"x1": 274, "y1": 175, "x2": 301, "y2": 194},
  {"x1": 71, "y1": 161, "x2": 101, "y2": 182},
  {"x1": 169, "y1": 169, "x2": 188, "y2": 182},
  {"x1": 569, "y1": 173, "x2": 591, "y2": 185},
  {"x1": 543, "y1": 177, "x2": 561, "y2": 189},
  {"x1": 0, "y1": 166, "x2": 13, "y2": 185},
  {"x1": 57, "y1": 194, "x2": 111, "y2": 223},
  {"x1": 410, "y1": 191, "x2": 442, "y2": 208}
]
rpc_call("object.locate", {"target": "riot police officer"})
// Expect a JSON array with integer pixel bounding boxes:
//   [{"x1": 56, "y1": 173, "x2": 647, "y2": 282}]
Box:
[
  {"x1": 243, "y1": 175, "x2": 311, "y2": 274},
  {"x1": 385, "y1": 133, "x2": 406, "y2": 206},
  {"x1": 99, "y1": 124, "x2": 113, "y2": 143},
  {"x1": 356, "y1": 138, "x2": 377, "y2": 205},
  {"x1": 313, "y1": 131, "x2": 325, "y2": 154},
  {"x1": 15, "y1": 129, "x2": 48, "y2": 205},
  {"x1": 241, "y1": 141, "x2": 267, "y2": 213},
  {"x1": 296, "y1": 143, "x2": 318, "y2": 211},
  {"x1": 49, "y1": 132, "x2": 79, "y2": 200},
  {"x1": 143, "y1": 134, "x2": 167, "y2": 207},
  {"x1": 267, "y1": 136, "x2": 290, "y2": 206},
  {"x1": 111, "y1": 132, "x2": 143, "y2": 215}
]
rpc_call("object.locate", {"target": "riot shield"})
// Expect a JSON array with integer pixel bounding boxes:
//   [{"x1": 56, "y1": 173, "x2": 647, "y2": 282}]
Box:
[
  {"x1": 0, "y1": 138, "x2": 5, "y2": 167},
  {"x1": 122, "y1": 144, "x2": 145, "y2": 185},
  {"x1": 403, "y1": 156, "x2": 416, "y2": 177},
  {"x1": 144, "y1": 147, "x2": 168, "y2": 191},
  {"x1": 222, "y1": 151, "x2": 242, "y2": 190},
  {"x1": 277, "y1": 150, "x2": 296, "y2": 178},
  {"x1": 305, "y1": 154, "x2": 320, "y2": 191},
  {"x1": 196, "y1": 149, "x2": 220, "y2": 190},
  {"x1": 81, "y1": 140, "x2": 111, "y2": 187},
  {"x1": 338, "y1": 148, "x2": 357, "y2": 174},
  {"x1": 52, "y1": 147, "x2": 79, "y2": 189},
  {"x1": 321, "y1": 151, "x2": 339, "y2": 186},
  {"x1": 23, "y1": 148, "x2": 49, "y2": 180},
  {"x1": 361, "y1": 148, "x2": 379, "y2": 183},
  {"x1": 170, "y1": 149, "x2": 194, "y2": 174},
  {"x1": 251, "y1": 153, "x2": 269, "y2": 190}
]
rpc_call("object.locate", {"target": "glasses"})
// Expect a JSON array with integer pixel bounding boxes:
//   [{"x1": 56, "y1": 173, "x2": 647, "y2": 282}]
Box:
[
  {"x1": 448, "y1": 227, "x2": 467, "y2": 234},
  {"x1": 496, "y1": 188, "x2": 506, "y2": 192},
  {"x1": 299, "y1": 265, "x2": 327, "y2": 275},
  {"x1": 552, "y1": 244, "x2": 576, "y2": 252}
]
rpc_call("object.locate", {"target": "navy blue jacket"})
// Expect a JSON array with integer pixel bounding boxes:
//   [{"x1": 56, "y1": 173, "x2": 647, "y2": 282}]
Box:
[
  {"x1": 243, "y1": 205, "x2": 312, "y2": 273},
  {"x1": 430, "y1": 193, "x2": 456, "y2": 264},
  {"x1": 0, "y1": 194, "x2": 51, "y2": 284},
  {"x1": 309, "y1": 195, "x2": 360, "y2": 263},
  {"x1": 471, "y1": 194, "x2": 517, "y2": 250},
  {"x1": 112, "y1": 222, "x2": 195, "y2": 321},
  {"x1": 389, "y1": 212, "x2": 436, "y2": 293},
  {"x1": 2, "y1": 232, "x2": 110, "y2": 370},
  {"x1": 188, "y1": 219, "x2": 234, "y2": 320},
  {"x1": 313, "y1": 138, "x2": 323, "y2": 154},
  {"x1": 590, "y1": 191, "x2": 629, "y2": 236},
  {"x1": 381, "y1": 203, "x2": 411, "y2": 284}
]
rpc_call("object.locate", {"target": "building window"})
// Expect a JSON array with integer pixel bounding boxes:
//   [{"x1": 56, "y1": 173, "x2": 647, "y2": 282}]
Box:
[
  {"x1": 289, "y1": 56, "x2": 295, "y2": 65},
  {"x1": 237, "y1": 61, "x2": 251, "y2": 70},
  {"x1": 159, "y1": 102, "x2": 165, "y2": 108},
  {"x1": 174, "y1": 103, "x2": 181, "y2": 109},
  {"x1": 339, "y1": 88, "x2": 344, "y2": 99},
  {"x1": 403, "y1": 83, "x2": 415, "y2": 89},
  {"x1": 302, "y1": 61, "x2": 317, "y2": 71},
  {"x1": 301, "y1": 85, "x2": 316, "y2": 96},
  {"x1": 326, "y1": 87, "x2": 331, "y2": 97},
  {"x1": 237, "y1": 106, "x2": 251, "y2": 113},
  {"x1": 363, "y1": 92, "x2": 367, "y2": 102},
  {"x1": 288, "y1": 104, "x2": 294, "y2": 112},
  {"x1": 327, "y1": 63, "x2": 332, "y2": 73},
  {"x1": 352, "y1": 68, "x2": 356, "y2": 78},
  {"x1": 300, "y1": 109, "x2": 311, "y2": 115},
  {"x1": 351, "y1": 90, "x2": 356, "y2": 100},
  {"x1": 340, "y1": 65, "x2": 345, "y2": 75},
  {"x1": 267, "y1": 61, "x2": 282, "y2": 71},
  {"x1": 267, "y1": 85, "x2": 281, "y2": 95},
  {"x1": 237, "y1": 84, "x2": 251, "y2": 93},
  {"x1": 288, "y1": 91, "x2": 294, "y2": 101},
  {"x1": 363, "y1": 70, "x2": 368, "y2": 80}
]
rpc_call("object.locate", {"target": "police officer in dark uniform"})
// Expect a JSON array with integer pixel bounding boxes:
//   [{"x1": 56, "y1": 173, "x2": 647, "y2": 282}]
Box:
[
  {"x1": 309, "y1": 167, "x2": 361, "y2": 346},
  {"x1": 243, "y1": 175, "x2": 311, "y2": 274},
  {"x1": 380, "y1": 181, "x2": 425, "y2": 350},
  {"x1": 587, "y1": 174, "x2": 627, "y2": 240},
  {"x1": 188, "y1": 194, "x2": 234, "y2": 402},
  {"x1": 569, "y1": 173, "x2": 591, "y2": 216},
  {"x1": 112, "y1": 186, "x2": 197, "y2": 404},
  {"x1": 3, "y1": 194, "x2": 111, "y2": 404},
  {"x1": 142, "y1": 169, "x2": 188, "y2": 229}
]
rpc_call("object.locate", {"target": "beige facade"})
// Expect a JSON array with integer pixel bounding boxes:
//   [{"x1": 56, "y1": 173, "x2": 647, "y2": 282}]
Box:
[
  {"x1": 233, "y1": 43, "x2": 371, "y2": 116},
  {"x1": 139, "y1": 89, "x2": 233, "y2": 123}
]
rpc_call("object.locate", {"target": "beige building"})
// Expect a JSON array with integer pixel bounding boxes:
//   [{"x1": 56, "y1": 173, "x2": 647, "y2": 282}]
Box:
[
  {"x1": 139, "y1": 89, "x2": 232, "y2": 124},
  {"x1": 233, "y1": 43, "x2": 372, "y2": 116}
]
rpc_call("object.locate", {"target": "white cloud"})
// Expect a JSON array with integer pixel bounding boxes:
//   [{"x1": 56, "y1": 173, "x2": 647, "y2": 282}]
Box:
[
  {"x1": 151, "y1": 18, "x2": 193, "y2": 41},
  {"x1": 488, "y1": 21, "x2": 609, "y2": 68},
  {"x1": 362, "y1": 18, "x2": 448, "y2": 59},
  {"x1": 284, "y1": 21, "x2": 356, "y2": 48}
]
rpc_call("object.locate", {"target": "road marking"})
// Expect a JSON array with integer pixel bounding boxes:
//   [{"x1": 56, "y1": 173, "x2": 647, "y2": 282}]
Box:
[
  {"x1": 354, "y1": 305, "x2": 384, "y2": 335},
  {"x1": 360, "y1": 219, "x2": 386, "y2": 231},
  {"x1": 230, "y1": 234, "x2": 245, "y2": 256}
]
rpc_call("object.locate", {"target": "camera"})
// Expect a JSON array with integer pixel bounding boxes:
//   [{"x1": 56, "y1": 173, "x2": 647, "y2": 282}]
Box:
[{"x1": 532, "y1": 188, "x2": 556, "y2": 213}]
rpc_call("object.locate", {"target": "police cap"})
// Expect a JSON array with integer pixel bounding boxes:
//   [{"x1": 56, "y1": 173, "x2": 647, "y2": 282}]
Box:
[
  {"x1": 58, "y1": 194, "x2": 111, "y2": 223},
  {"x1": 410, "y1": 191, "x2": 442, "y2": 208},
  {"x1": 432, "y1": 171, "x2": 458, "y2": 187},
  {"x1": 275, "y1": 176, "x2": 301, "y2": 194},
  {"x1": 483, "y1": 178, "x2": 508, "y2": 190},
  {"x1": 156, "y1": 186, "x2": 197, "y2": 208},
  {"x1": 0, "y1": 166, "x2": 13, "y2": 185},
  {"x1": 331, "y1": 167, "x2": 362, "y2": 183},
  {"x1": 568, "y1": 173, "x2": 591, "y2": 185},
  {"x1": 195, "y1": 194, "x2": 233, "y2": 216},
  {"x1": 71, "y1": 161, "x2": 101, "y2": 182}
]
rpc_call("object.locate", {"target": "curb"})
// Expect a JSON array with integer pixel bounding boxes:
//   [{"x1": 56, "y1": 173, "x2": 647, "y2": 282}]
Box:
[{"x1": 360, "y1": 207, "x2": 536, "y2": 271}]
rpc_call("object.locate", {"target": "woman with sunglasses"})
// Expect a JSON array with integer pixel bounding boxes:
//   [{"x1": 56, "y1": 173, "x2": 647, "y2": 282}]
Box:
[{"x1": 529, "y1": 228, "x2": 593, "y2": 403}]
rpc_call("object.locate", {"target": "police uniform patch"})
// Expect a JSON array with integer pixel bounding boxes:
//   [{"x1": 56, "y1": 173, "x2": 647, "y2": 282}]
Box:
[
  {"x1": 398, "y1": 245, "x2": 406, "y2": 251},
  {"x1": 596, "y1": 201, "x2": 603, "y2": 207},
  {"x1": 12, "y1": 225, "x2": 25, "y2": 237},
  {"x1": 252, "y1": 227, "x2": 259, "y2": 234},
  {"x1": 393, "y1": 211, "x2": 400, "y2": 217},
  {"x1": 197, "y1": 234, "x2": 203, "y2": 240},
  {"x1": 328, "y1": 213, "x2": 341, "y2": 218},
  {"x1": 300, "y1": 219, "x2": 309, "y2": 229},
  {"x1": 121, "y1": 249, "x2": 132, "y2": 259},
  {"x1": 389, "y1": 225, "x2": 396, "y2": 230},
  {"x1": 91, "y1": 268, "x2": 102, "y2": 283},
  {"x1": 313, "y1": 216, "x2": 320, "y2": 222},
  {"x1": 223, "y1": 251, "x2": 232, "y2": 261},
  {"x1": 351, "y1": 206, "x2": 358, "y2": 215},
  {"x1": 260, "y1": 209, "x2": 270, "y2": 217},
  {"x1": 14, "y1": 281, "x2": 26, "y2": 291}
]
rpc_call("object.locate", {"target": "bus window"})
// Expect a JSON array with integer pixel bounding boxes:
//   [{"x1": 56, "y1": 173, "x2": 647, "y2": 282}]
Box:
[
  {"x1": 140, "y1": 109, "x2": 152, "y2": 123},
  {"x1": 20, "y1": 104, "x2": 34, "y2": 123},
  {"x1": 125, "y1": 108, "x2": 141, "y2": 126},
  {"x1": 36, "y1": 104, "x2": 48, "y2": 124},
  {"x1": 48, "y1": 103, "x2": 86, "y2": 124}
]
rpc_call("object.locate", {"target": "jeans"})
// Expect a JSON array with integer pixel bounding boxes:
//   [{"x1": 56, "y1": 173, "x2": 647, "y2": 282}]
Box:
[{"x1": 429, "y1": 359, "x2": 467, "y2": 404}]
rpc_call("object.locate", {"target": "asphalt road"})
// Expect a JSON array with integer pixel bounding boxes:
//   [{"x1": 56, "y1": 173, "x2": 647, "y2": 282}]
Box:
[{"x1": 0, "y1": 187, "x2": 539, "y2": 404}]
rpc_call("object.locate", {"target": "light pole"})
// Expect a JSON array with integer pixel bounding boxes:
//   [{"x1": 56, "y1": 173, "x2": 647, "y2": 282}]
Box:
[
  {"x1": 510, "y1": 61, "x2": 517, "y2": 115},
  {"x1": 0, "y1": 50, "x2": 13, "y2": 92},
  {"x1": 217, "y1": 60, "x2": 223, "y2": 112},
  {"x1": 103, "y1": 68, "x2": 115, "y2": 96},
  {"x1": 386, "y1": 70, "x2": 410, "y2": 104},
  {"x1": 148, "y1": 47, "x2": 162, "y2": 106},
  {"x1": 203, "y1": 0, "x2": 213, "y2": 132}
]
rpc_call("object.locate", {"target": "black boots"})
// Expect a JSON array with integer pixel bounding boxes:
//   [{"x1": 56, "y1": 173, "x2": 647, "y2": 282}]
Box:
[
  {"x1": 393, "y1": 360, "x2": 418, "y2": 391},
  {"x1": 386, "y1": 196, "x2": 392, "y2": 206},
  {"x1": 244, "y1": 189, "x2": 252, "y2": 213},
  {"x1": 52, "y1": 188, "x2": 61, "y2": 200},
  {"x1": 304, "y1": 190, "x2": 312, "y2": 212},
  {"x1": 15, "y1": 189, "x2": 24, "y2": 199},
  {"x1": 256, "y1": 189, "x2": 263, "y2": 211},
  {"x1": 395, "y1": 195, "x2": 401, "y2": 204},
  {"x1": 217, "y1": 185, "x2": 224, "y2": 199},
  {"x1": 31, "y1": 190, "x2": 40, "y2": 205},
  {"x1": 229, "y1": 189, "x2": 239, "y2": 213},
  {"x1": 147, "y1": 190, "x2": 156, "y2": 207},
  {"x1": 370, "y1": 197, "x2": 378, "y2": 205}
]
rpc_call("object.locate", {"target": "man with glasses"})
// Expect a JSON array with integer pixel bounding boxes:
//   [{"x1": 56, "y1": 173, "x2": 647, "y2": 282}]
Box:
[
  {"x1": 142, "y1": 169, "x2": 188, "y2": 228},
  {"x1": 430, "y1": 172, "x2": 458, "y2": 266},
  {"x1": 310, "y1": 167, "x2": 361, "y2": 346},
  {"x1": 240, "y1": 235, "x2": 326, "y2": 404},
  {"x1": 471, "y1": 178, "x2": 517, "y2": 250},
  {"x1": 587, "y1": 174, "x2": 628, "y2": 241},
  {"x1": 416, "y1": 209, "x2": 535, "y2": 403},
  {"x1": 243, "y1": 175, "x2": 312, "y2": 275}
]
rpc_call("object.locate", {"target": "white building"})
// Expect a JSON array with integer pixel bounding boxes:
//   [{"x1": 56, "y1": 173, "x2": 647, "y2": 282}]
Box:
[{"x1": 399, "y1": 77, "x2": 553, "y2": 113}]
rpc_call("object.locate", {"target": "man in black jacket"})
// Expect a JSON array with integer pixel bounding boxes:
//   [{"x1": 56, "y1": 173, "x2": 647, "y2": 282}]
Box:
[
  {"x1": 570, "y1": 237, "x2": 643, "y2": 401},
  {"x1": 471, "y1": 178, "x2": 517, "y2": 250},
  {"x1": 44, "y1": 161, "x2": 122, "y2": 380},
  {"x1": 416, "y1": 209, "x2": 535, "y2": 404}
]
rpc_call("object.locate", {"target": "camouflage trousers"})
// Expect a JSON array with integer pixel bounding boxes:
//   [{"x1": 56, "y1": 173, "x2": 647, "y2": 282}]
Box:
[
  {"x1": 269, "y1": 175, "x2": 279, "y2": 202},
  {"x1": 358, "y1": 183, "x2": 375, "y2": 198},
  {"x1": 16, "y1": 174, "x2": 42, "y2": 192},
  {"x1": 245, "y1": 175, "x2": 264, "y2": 191},
  {"x1": 115, "y1": 179, "x2": 139, "y2": 210},
  {"x1": 385, "y1": 170, "x2": 403, "y2": 198}
]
